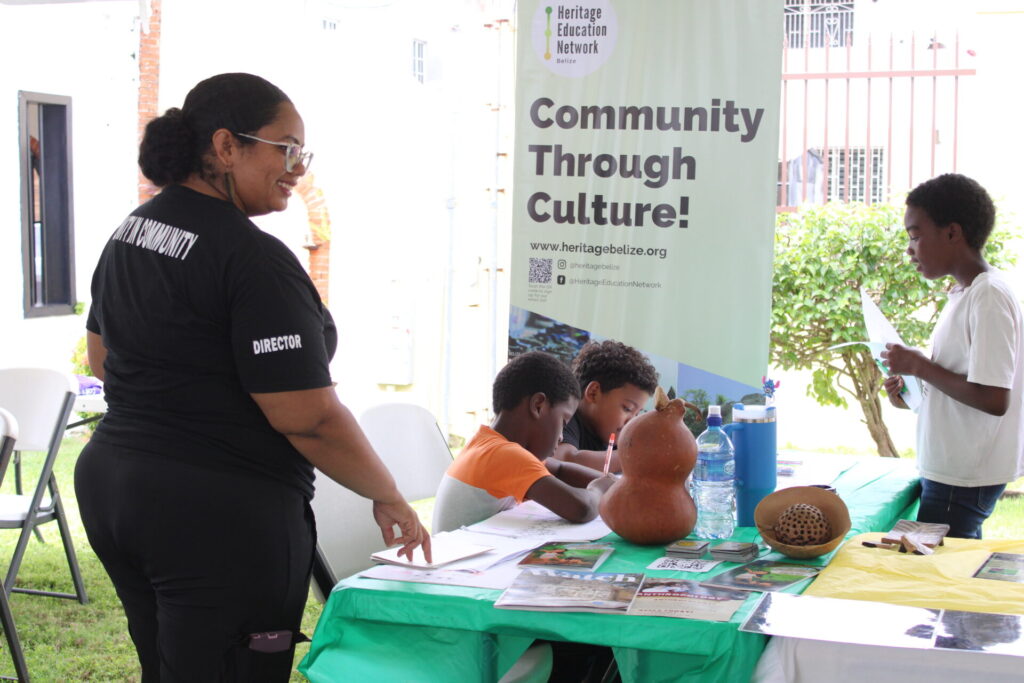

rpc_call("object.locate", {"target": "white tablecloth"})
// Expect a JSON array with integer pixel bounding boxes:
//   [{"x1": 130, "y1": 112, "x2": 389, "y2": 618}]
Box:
[{"x1": 754, "y1": 635, "x2": 1023, "y2": 683}]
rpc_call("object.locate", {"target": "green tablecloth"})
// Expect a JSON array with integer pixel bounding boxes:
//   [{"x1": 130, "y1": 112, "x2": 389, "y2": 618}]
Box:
[{"x1": 301, "y1": 455, "x2": 920, "y2": 683}]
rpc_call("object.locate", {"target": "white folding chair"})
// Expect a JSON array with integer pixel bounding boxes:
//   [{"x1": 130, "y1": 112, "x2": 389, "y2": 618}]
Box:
[
  {"x1": 357, "y1": 403, "x2": 454, "y2": 502},
  {"x1": 309, "y1": 402, "x2": 552, "y2": 683},
  {"x1": 0, "y1": 368, "x2": 88, "y2": 604},
  {"x1": 0, "y1": 407, "x2": 30, "y2": 681},
  {"x1": 310, "y1": 402, "x2": 454, "y2": 599}
]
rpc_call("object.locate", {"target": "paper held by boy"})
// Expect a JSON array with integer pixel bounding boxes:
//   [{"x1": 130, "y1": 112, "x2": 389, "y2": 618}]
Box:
[{"x1": 828, "y1": 289, "x2": 923, "y2": 412}]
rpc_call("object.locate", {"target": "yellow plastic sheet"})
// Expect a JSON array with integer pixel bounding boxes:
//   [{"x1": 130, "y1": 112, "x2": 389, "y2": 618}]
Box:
[{"x1": 805, "y1": 533, "x2": 1024, "y2": 615}]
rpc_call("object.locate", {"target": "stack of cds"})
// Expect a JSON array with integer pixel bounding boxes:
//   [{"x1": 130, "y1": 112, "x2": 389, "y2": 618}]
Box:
[
  {"x1": 709, "y1": 542, "x2": 759, "y2": 563},
  {"x1": 664, "y1": 539, "x2": 710, "y2": 559}
]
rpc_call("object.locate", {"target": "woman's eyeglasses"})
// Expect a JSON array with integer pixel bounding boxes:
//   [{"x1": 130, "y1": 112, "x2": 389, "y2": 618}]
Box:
[{"x1": 234, "y1": 133, "x2": 313, "y2": 173}]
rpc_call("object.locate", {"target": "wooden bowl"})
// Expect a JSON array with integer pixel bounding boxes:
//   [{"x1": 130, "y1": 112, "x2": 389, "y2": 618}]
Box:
[{"x1": 754, "y1": 486, "x2": 851, "y2": 559}]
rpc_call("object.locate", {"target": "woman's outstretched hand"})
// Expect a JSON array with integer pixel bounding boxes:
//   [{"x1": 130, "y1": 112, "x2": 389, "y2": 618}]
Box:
[{"x1": 373, "y1": 499, "x2": 432, "y2": 564}]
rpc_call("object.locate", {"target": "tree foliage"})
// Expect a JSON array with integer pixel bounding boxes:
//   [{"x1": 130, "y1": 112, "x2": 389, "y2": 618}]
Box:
[{"x1": 771, "y1": 202, "x2": 1017, "y2": 457}]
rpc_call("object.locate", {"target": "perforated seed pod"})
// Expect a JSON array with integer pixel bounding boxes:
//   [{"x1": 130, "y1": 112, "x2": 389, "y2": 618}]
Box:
[{"x1": 774, "y1": 503, "x2": 831, "y2": 546}]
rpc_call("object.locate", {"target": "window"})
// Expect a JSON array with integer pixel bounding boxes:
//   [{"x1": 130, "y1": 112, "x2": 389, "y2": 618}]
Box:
[
  {"x1": 778, "y1": 147, "x2": 886, "y2": 207},
  {"x1": 19, "y1": 92, "x2": 75, "y2": 317},
  {"x1": 412, "y1": 39, "x2": 426, "y2": 83},
  {"x1": 822, "y1": 147, "x2": 885, "y2": 204},
  {"x1": 784, "y1": 0, "x2": 855, "y2": 49}
]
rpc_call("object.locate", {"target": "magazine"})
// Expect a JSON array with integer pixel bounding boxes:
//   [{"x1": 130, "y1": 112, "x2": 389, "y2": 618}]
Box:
[
  {"x1": 494, "y1": 568, "x2": 643, "y2": 614},
  {"x1": 973, "y1": 553, "x2": 1024, "y2": 583},
  {"x1": 700, "y1": 560, "x2": 820, "y2": 593},
  {"x1": 627, "y1": 577, "x2": 749, "y2": 622},
  {"x1": 517, "y1": 542, "x2": 615, "y2": 571}
]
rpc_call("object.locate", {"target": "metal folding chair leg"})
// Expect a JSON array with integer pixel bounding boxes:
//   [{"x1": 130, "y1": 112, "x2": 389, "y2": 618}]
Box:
[
  {"x1": 4, "y1": 486, "x2": 88, "y2": 603},
  {"x1": 10, "y1": 458, "x2": 41, "y2": 547},
  {"x1": 0, "y1": 578, "x2": 30, "y2": 681},
  {"x1": 6, "y1": 493, "x2": 88, "y2": 604},
  {"x1": 50, "y1": 497, "x2": 88, "y2": 604},
  {"x1": 0, "y1": 370, "x2": 89, "y2": 606},
  {"x1": 0, "y1": 408, "x2": 30, "y2": 681}
]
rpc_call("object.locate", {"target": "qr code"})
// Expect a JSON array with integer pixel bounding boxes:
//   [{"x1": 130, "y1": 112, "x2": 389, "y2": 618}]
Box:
[{"x1": 529, "y1": 258, "x2": 552, "y2": 283}]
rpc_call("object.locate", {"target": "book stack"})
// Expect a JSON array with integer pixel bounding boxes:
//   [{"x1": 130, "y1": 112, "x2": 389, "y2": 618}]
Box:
[
  {"x1": 709, "y1": 542, "x2": 759, "y2": 563},
  {"x1": 664, "y1": 539, "x2": 710, "y2": 559}
]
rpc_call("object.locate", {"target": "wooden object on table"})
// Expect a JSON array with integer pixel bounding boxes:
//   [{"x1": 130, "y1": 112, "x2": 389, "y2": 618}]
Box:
[
  {"x1": 882, "y1": 520, "x2": 950, "y2": 548},
  {"x1": 599, "y1": 387, "x2": 701, "y2": 545}
]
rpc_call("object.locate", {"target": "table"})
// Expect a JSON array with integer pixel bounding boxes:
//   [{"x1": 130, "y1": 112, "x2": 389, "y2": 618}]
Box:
[
  {"x1": 301, "y1": 455, "x2": 920, "y2": 683},
  {"x1": 754, "y1": 534, "x2": 1024, "y2": 683},
  {"x1": 68, "y1": 392, "x2": 106, "y2": 430}
]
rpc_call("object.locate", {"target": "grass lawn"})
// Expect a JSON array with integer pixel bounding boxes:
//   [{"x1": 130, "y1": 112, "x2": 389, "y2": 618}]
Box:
[{"x1": 0, "y1": 436, "x2": 1021, "y2": 679}]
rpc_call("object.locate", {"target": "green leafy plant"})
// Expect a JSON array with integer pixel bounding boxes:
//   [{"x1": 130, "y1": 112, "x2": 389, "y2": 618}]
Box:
[
  {"x1": 70, "y1": 335, "x2": 90, "y2": 376},
  {"x1": 771, "y1": 202, "x2": 1017, "y2": 457}
]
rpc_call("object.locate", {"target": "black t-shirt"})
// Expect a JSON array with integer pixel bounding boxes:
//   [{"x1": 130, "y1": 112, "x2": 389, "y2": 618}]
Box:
[
  {"x1": 86, "y1": 185, "x2": 336, "y2": 498},
  {"x1": 561, "y1": 411, "x2": 608, "y2": 452}
]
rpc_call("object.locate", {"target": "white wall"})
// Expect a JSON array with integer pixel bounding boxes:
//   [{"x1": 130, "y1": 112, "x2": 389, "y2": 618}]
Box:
[
  {"x1": 158, "y1": 0, "x2": 515, "y2": 435},
  {"x1": 0, "y1": 0, "x2": 141, "y2": 371}
]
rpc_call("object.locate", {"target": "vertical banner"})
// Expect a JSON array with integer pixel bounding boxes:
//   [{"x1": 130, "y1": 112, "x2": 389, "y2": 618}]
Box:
[{"x1": 510, "y1": 0, "x2": 783, "y2": 406}]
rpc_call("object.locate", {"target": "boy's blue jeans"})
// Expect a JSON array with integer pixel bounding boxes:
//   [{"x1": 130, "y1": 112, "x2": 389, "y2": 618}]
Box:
[{"x1": 917, "y1": 478, "x2": 1006, "y2": 539}]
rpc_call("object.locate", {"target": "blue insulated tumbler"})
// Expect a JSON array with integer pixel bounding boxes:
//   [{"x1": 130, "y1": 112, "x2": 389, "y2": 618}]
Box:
[{"x1": 723, "y1": 404, "x2": 777, "y2": 527}]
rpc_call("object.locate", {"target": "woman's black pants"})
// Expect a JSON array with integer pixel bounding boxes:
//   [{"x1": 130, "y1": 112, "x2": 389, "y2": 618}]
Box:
[{"x1": 75, "y1": 442, "x2": 316, "y2": 682}]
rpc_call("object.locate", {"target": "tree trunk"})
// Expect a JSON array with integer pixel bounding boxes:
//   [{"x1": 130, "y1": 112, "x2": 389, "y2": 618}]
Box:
[{"x1": 844, "y1": 351, "x2": 900, "y2": 458}]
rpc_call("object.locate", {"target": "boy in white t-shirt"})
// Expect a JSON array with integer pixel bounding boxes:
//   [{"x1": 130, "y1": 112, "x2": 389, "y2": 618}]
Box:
[{"x1": 882, "y1": 174, "x2": 1024, "y2": 538}]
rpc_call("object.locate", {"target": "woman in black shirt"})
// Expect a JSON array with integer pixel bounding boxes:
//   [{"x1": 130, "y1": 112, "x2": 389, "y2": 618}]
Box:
[{"x1": 76, "y1": 72, "x2": 430, "y2": 682}]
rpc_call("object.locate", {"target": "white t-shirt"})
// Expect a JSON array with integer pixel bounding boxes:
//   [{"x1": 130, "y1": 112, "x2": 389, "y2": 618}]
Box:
[{"x1": 917, "y1": 270, "x2": 1024, "y2": 487}]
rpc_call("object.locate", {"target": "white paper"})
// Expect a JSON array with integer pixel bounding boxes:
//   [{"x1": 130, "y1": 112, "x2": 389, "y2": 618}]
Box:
[
  {"x1": 359, "y1": 560, "x2": 523, "y2": 590},
  {"x1": 740, "y1": 592, "x2": 939, "y2": 649},
  {"x1": 370, "y1": 531, "x2": 493, "y2": 569},
  {"x1": 441, "y1": 532, "x2": 541, "y2": 571},
  {"x1": 826, "y1": 291, "x2": 923, "y2": 412},
  {"x1": 464, "y1": 500, "x2": 612, "y2": 541},
  {"x1": 647, "y1": 557, "x2": 723, "y2": 572}
]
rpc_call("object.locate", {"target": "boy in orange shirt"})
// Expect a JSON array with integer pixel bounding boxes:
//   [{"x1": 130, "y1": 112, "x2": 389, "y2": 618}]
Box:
[{"x1": 433, "y1": 351, "x2": 614, "y2": 533}]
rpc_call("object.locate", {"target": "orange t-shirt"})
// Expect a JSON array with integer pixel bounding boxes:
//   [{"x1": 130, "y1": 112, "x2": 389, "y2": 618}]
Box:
[{"x1": 432, "y1": 425, "x2": 551, "y2": 532}]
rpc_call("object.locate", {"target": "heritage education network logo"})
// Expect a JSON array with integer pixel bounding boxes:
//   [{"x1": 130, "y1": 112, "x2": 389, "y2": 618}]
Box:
[{"x1": 532, "y1": 1, "x2": 618, "y2": 77}]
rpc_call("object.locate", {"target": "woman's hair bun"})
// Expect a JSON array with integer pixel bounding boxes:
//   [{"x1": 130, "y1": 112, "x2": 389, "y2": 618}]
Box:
[
  {"x1": 138, "y1": 107, "x2": 197, "y2": 187},
  {"x1": 137, "y1": 74, "x2": 290, "y2": 188}
]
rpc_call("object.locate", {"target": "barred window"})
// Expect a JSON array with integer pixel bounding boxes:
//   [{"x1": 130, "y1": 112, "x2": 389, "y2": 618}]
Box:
[
  {"x1": 784, "y1": 0, "x2": 855, "y2": 49},
  {"x1": 822, "y1": 147, "x2": 885, "y2": 204}
]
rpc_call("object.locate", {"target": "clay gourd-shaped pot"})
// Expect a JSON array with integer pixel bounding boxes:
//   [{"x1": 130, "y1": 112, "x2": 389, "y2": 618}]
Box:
[{"x1": 599, "y1": 387, "x2": 700, "y2": 545}]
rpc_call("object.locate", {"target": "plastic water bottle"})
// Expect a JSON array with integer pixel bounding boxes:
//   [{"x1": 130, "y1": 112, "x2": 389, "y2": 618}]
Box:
[{"x1": 693, "y1": 405, "x2": 736, "y2": 539}]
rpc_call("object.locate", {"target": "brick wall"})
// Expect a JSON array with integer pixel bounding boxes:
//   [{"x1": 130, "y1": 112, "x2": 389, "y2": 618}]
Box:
[
  {"x1": 132, "y1": 0, "x2": 330, "y2": 300},
  {"x1": 137, "y1": 0, "x2": 161, "y2": 204},
  {"x1": 296, "y1": 174, "x2": 332, "y2": 305}
]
